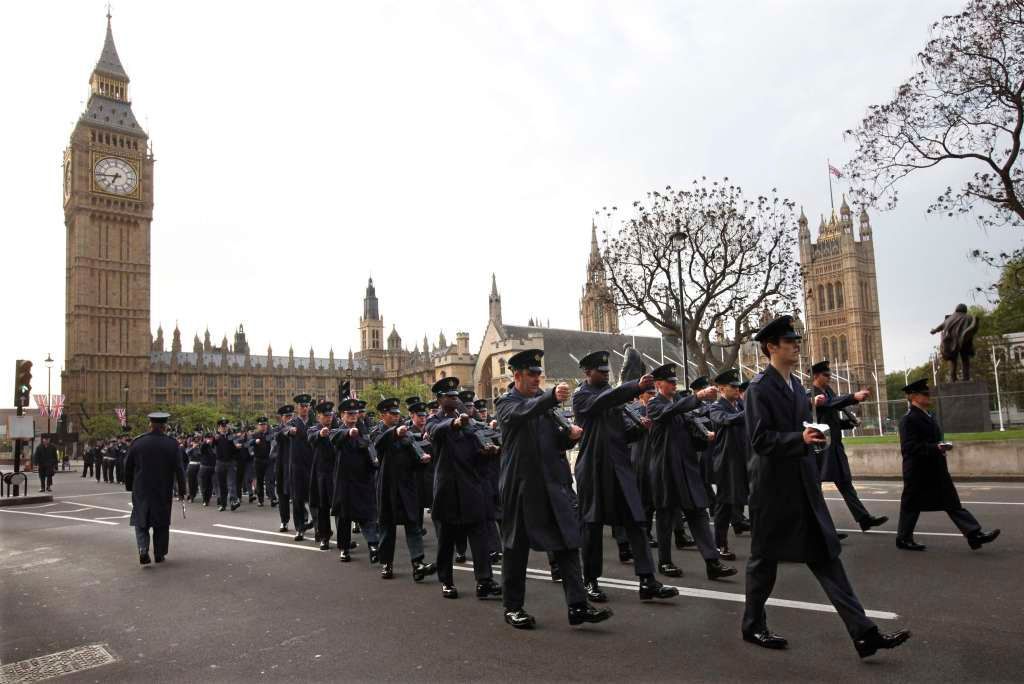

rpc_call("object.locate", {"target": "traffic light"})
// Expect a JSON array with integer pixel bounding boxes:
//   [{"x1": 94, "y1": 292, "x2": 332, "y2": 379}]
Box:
[{"x1": 14, "y1": 359, "x2": 32, "y2": 407}]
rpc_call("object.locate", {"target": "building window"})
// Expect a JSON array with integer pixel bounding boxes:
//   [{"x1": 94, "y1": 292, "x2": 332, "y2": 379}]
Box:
[
  {"x1": 818, "y1": 285, "x2": 826, "y2": 310},
  {"x1": 835, "y1": 282, "x2": 844, "y2": 308},
  {"x1": 498, "y1": 358, "x2": 506, "y2": 375},
  {"x1": 154, "y1": 374, "x2": 166, "y2": 388},
  {"x1": 275, "y1": 377, "x2": 285, "y2": 389},
  {"x1": 181, "y1": 375, "x2": 193, "y2": 389},
  {"x1": 231, "y1": 376, "x2": 241, "y2": 389},
  {"x1": 839, "y1": 336, "x2": 848, "y2": 362},
  {"x1": 207, "y1": 376, "x2": 217, "y2": 389},
  {"x1": 826, "y1": 284, "x2": 835, "y2": 310},
  {"x1": 253, "y1": 377, "x2": 263, "y2": 389}
]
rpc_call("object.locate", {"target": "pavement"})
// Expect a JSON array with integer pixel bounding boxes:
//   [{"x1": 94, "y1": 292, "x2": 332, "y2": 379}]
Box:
[{"x1": 0, "y1": 474, "x2": 1020, "y2": 682}]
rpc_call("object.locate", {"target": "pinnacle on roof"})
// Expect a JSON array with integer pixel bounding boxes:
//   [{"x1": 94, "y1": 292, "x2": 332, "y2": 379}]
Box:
[
  {"x1": 840, "y1": 194, "x2": 851, "y2": 215},
  {"x1": 490, "y1": 273, "x2": 499, "y2": 297},
  {"x1": 798, "y1": 206, "x2": 808, "y2": 225},
  {"x1": 94, "y1": 11, "x2": 129, "y2": 81}
]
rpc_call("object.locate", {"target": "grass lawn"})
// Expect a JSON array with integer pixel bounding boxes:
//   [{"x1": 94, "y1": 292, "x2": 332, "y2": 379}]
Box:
[{"x1": 846, "y1": 429, "x2": 1024, "y2": 445}]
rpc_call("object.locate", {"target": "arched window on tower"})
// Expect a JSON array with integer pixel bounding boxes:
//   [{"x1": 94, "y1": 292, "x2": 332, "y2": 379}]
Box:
[
  {"x1": 840, "y1": 335, "x2": 847, "y2": 362},
  {"x1": 827, "y1": 284, "x2": 835, "y2": 310},
  {"x1": 818, "y1": 285, "x2": 826, "y2": 310},
  {"x1": 835, "y1": 281, "x2": 844, "y2": 308},
  {"x1": 498, "y1": 358, "x2": 506, "y2": 375},
  {"x1": 831, "y1": 337, "x2": 840, "y2": 361}
]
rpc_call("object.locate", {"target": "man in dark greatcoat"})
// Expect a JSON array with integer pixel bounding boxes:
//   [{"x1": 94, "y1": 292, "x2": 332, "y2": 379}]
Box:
[
  {"x1": 308, "y1": 402, "x2": 339, "y2": 550},
  {"x1": 32, "y1": 435, "x2": 59, "y2": 492},
  {"x1": 573, "y1": 350, "x2": 678, "y2": 603},
  {"x1": 427, "y1": 376, "x2": 502, "y2": 601},
  {"x1": 646, "y1": 363, "x2": 736, "y2": 580},
  {"x1": 330, "y1": 399, "x2": 380, "y2": 561},
  {"x1": 272, "y1": 405, "x2": 294, "y2": 530},
  {"x1": 708, "y1": 369, "x2": 751, "y2": 560},
  {"x1": 282, "y1": 394, "x2": 316, "y2": 540},
  {"x1": 810, "y1": 360, "x2": 888, "y2": 535},
  {"x1": 742, "y1": 315, "x2": 910, "y2": 658},
  {"x1": 249, "y1": 417, "x2": 272, "y2": 507},
  {"x1": 125, "y1": 412, "x2": 186, "y2": 565},
  {"x1": 370, "y1": 398, "x2": 436, "y2": 581},
  {"x1": 497, "y1": 349, "x2": 612, "y2": 629},
  {"x1": 213, "y1": 418, "x2": 240, "y2": 512},
  {"x1": 896, "y1": 378, "x2": 1000, "y2": 551}
]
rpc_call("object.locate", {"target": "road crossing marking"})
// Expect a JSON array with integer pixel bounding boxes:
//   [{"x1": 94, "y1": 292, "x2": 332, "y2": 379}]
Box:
[
  {"x1": 54, "y1": 492, "x2": 131, "y2": 499},
  {"x1": 68, "y1": 501, "x2": 132, "y2": 514},
  {"x1": 170, "y1": 528, "x2": 323, "y2": 551},
  {"x1": 213, "y1": 523, "x2": 298, "y2": 538},
  {"x1": 0, "y1": 509, "x2": 118, "y2": 525},
  {"x1": 826, "y1": 497, "x2": 1024, "y2": 506},
  {"x1": 835, "y1": 527, "x2": 962, "y2": 538}
]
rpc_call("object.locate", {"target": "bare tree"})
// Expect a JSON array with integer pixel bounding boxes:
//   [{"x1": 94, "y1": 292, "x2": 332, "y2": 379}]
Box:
[
  {"x1": 845, "y1": 0, "x2": 1023, "y2": 265},
  {"x1": 600, "y1": 178, "x2": 802, "y2": 378}
]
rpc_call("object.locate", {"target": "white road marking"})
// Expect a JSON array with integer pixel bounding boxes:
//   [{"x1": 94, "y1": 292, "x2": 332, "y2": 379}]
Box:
[
  {"x1": 826, "y1": 497, "x2": 1024, "y2": 506},
  {"x1": 54, "y1": 491, "x2": 130, "y2": 499},
  {"x1": 836, "y1": 528, "x2": 962, "y2": 538},
  {"x1": 0, "y1": 509, "x2": 118, "y2": 525},
  {"x1": 170, "y1": 528, "x2": 322, "y2": 551},
  {"x1": 213, "y1": 523, "x2": 298, "y2": 538},
  {"x1": 96, "y1": 515, "x2": 131, "y2": 520},
  {"x1": 68, "y1": 501, "x2": 132, "y2": 514},
  {"x1": 22, "y1": 503, "x2": 59, "y2": 509}
]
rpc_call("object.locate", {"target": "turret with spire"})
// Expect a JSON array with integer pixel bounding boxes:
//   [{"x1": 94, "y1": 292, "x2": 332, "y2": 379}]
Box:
[
  {"x1": 171, "y1": 323, "x2": 182, "y2": 354},
  {"x1": 580, "y1": 220, "x2": 620, "y2": 333},
  {"x1": 488, "y1": 273, "x2": 502, "y2": 327}
]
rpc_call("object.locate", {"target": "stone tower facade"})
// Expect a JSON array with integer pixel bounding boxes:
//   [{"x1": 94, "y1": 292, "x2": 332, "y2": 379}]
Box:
[
  {"x1": 358, "y1": 277, "x2": 385, "y2": 370},
  {"x1": 579, "y1": 221, "x2": 619, "y2": 333},
  {"x1": 62, "y1": 13, "x2": 154, "y2": 426},
  {"x1": 799, "y1": 196, "x2": 887, "y2": 412}
]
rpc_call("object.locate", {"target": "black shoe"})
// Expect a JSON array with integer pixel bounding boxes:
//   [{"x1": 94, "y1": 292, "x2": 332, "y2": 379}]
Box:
[
  {"x1": 454, "y1": 552, "x2": 467, "y2": 564},
  {"x1": 249, "y1": 495, "x2": 256, "y2": 503},
  {"x1": 968, "y1": 529, "x2": 1000, "y2": 550},
  {"x1": 504, "y1": 608, "x2": 536, "y2": 629},
  {"x1": 618, "y1": 543, "x2": 633, "y2": 563},
  {"x1": 218, "y1": 505, "x2": 226, "y2": 512},
  {"x1": 639, "y1": 575, "x2": 678, "y2": 600},
  {"x1": 549, "y1": 563, "x2": 562, "y2": 582},
  {"x1": 339, "y1": 550, "x2": 351, "y2": 562},
  {"x1": 837, "y1": 532, "x2": 848, "y2": 540},
  {"x1": 706, "y1": 559, "x2": 737, "y2": 580},
  {"x1": 381, "y1": 563, "x2": 394, "y2": 579},
  {"x1": 348, "y1": 541, "x2": 360, "y2": 551},
  {"x1": 294, "y1": 533, "x2": 304, "y2": 542},
  {"x1": 718, "y1": 547, "x2": 737, "y2": 561},
  {"x1": 319, "y1": 539, "x2": 330, "y2": 551},
  {"x1": 743, "y1": 630, "x2": 788, "y2": 650},
  {"x1": 859, "y1": 515, "x2": 889, "y2": 532},
  {"x1": 369, "y1": 545, "x2": 379, "y2": 564},
  {"x1": 854, "y1": 627, "x2": 911, "y2": 658},
  {"x1": 658, "y1": 562, "x2": 682, "y2": 578},
  {"x1": 675, "y1": 532, "x2": 695, "y2": 550},
  {"x1": 203, "y1": 501, "x2": 210, "y2": 507},
  {"x1": 257, "y1": 501, "x2": 264, "y2": 508},
  {"x1": 412, "y1": 560, "x2": 437, "y2": 582},
  {"x1": 154, "y1": 555, "x2": 165, "y2": 563},
  {"x1": 230, "y1": 500, "x2": 240, "y2": 511},
  {"x1": 476, "y1": 579, "x2": 503, "y2": 599},
  {"x1": 895, "y1": 537, "x2": 926, "y2": 551},
  {"x1": 270, "y1": 498, "x2": 278, "y2": 507},
  {"x1": 279, "y1": 524, "x2": 288, "y2": 533},
  {"x1": 732, "y1": 521, "x2": 751, "y2": 535},
  {"x1": 353, "y1": 522, "x2": 361, "y2": 534},
  {"x1": 584, "y1": 580, "x2": 608, "y2": 603},
  {"x1": 568, "y1": 603, "x2": 614, "y2": 626},
  {"x1": 39, "y1": 488, "x2": 45, "y2": 493},
  {"x1": 648, "y1": 537, "x2": 659, "y2": 548},
  {"x1": 139, "y1": 552, "x2": 151, "y2": 565},
  {"x1": 489, "y1": 551, "x2": 503, "y2": 565},
  {"x1": 442, "y1": 584, "x2": 459, "y2": 599}
]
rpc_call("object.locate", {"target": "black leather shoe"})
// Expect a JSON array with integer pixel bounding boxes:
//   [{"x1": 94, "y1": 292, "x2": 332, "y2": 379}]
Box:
[
  {"x1": 732, "y1": 521, "x2": 751, "y2": 535},
  {"x1": 257, "y1": 501, "x2": 264, "y2": 507},
  {"x1": 706, "y1": 559, "x2": 737, "y2": 580},
  {"x1": 319, "y1": 539, "x2": 330, "y2": 551},
  {"x1": 217, "y1": 505, "x2": 226, "y2": 512},
  {"x1": 549, "y1": 563, "x2": 562, "y2": 582},
  {"x1": 279, "y1": 524, "x2": 288, "y2": 533},
  {"x1": 139, "y1": 552, "x2": 151, "y2": 565},
  {"x1": 154, "y1": 555, "x2": 165, "y2": 563},
  {"x1": 230, "y1": 500, "x2": 240, "y2": 511},
  {"x1": 895, "y1": 537, "x2": 926, "y2": 551},
  {"x1": 339, "y1": 550, "x2": 351, "y2": 562},
  {"x1": 381, "y1": 563, "x2": 394, "y2": 579},
  {"x1": 860, "y1": 515, "x2": 889, "y2": 532},
  {"x1": 638, "y1": 576, "x2": 678, "y2": 600},
  {"x1": 489, "y1": 551, "x2": 503, "y2": 565},
  {"x1": 718, "y1": 547, "x2": 737, "y2": 561},
  {"x1": 568, "y1": 603, "x2": 614, "y2": 626},
  {"x1": 674, "y1": 531, "x2": 695, "y2": 549},
  {"x1": 412, "y1": 560, "x2": 436, "y2": 582},
  {"x1": 270, "y1": 498, "x2": 278, "y2": 507},
  {"x1": 293, "y1": 532, "x2": 304, "y2": 542},
  {"x1": 618, "y1": 543, "x2": 633, "y2": 563},
  {"x1": 249, "y1": 495, "x2": 256, "y2": 503},
  {"x1": 368, "y1": 546, "x2": 379, "y2": 564},
  {"x1": 658, "y1": 562, "x2": 682, "y2": 578},
  {"x1": 743, "y1": 630, "x2": 788, "y2": 649},
  {"x1": 504, "y1": 609, "x2": 536, "y2": 629},
  {"x1": 442, "y1": 583, "x2": 459, "y2": 599},
  {"x1": 203, "y1": 501, "x2": 209, "y2": 507},
  {"x1": 968, "y1": 529, "x2": 1000, "y2": 550},
  {"x1": 454, "y1": 552, "x2": 467, "y2": 564},
  {"x1": 584, "y1": 581, "x2": 608, "y2": 603},
  {"x1": 854, "y1": 627, "x2": 911, "y2": 658},
  {"x1": 476, "y1": 579, "x2": 502, "y2": 598},
  {"x1": 348, "y1": 541, "x2": 360, "y2": 551},
  {"x1": 837, "y1": 532, "x2": 848, "y2": 540}
]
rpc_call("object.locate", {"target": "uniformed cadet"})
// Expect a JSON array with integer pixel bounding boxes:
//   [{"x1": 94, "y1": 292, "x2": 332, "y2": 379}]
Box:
[
  {"x1": 308, "y1": 402, "x2": 340, "y2": 550},
  {"x1": 573, "y1": 350, "x2": 678, "y2": 603},
  {"x1": 273, "y1": 405, "x2": 295, "y2": 530},
  {"x1": 810, "y1": 360, "x2": 888, "y2": 536},
  {"x1": 330, "y1": 398, "x2": 380, "y2": 562},
  {"x1": 645, "y1": 363, "x2": 736, "y2": 580},
  {"x1": 198, "y1": 433, "x2": 216, "y2": 505},
  {"x1": 124, "y1": 412, "x2": 186, "y2": 565},
  {"x1": 707, "y1": 369, "x2": 750, "y2": 559},
  {"x1": 742, "y1": 315, "x2": 909, "y2": 658},
  {"x1": 250, "y1": 417, "x2": 272, "y2": 506},
  {"x1": 497, "y1": 349, "x2": 612, "y2": 629},
  {"x1": 895, "y1": 378, "x2": 1000, "y2": 552},
  {"x1": 282, "y1": 394, "x2": 316, "y2": 540},
  {"x1": 185, "y1": 437, "x2": 202, "y2": 502},
  {"x1": 213, "y1": 418, "x2": 240, "y2": 511}
]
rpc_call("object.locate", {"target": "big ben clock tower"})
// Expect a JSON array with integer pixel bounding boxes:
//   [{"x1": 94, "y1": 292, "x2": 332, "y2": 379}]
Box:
[{"x1": 62, "y1": 12, "x2": 153, "y2": 426}]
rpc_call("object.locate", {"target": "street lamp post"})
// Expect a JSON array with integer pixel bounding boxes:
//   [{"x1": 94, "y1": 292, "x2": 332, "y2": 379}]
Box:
[
  {"x1": 669, "y1": 227, "x2": 689, "y2": 387},
  {"x1": 45, "y1": 353, "x2": 54, "y2": 435}
]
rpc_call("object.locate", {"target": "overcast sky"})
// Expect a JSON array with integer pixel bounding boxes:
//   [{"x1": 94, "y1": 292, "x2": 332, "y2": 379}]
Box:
[{"x1": 3, "y1": 0, "x2": 1018, "y2": 398}]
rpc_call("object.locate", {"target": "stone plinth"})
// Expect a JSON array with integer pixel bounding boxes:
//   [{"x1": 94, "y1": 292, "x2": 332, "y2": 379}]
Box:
[{"x1": 935, "y1": 380, "x2": 991, "y2": 433}]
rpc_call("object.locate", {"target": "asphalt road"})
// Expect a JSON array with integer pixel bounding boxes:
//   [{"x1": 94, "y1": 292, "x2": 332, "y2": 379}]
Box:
[{"x1": 1, "y1": 474, "x2": 1020, "y2": 682}]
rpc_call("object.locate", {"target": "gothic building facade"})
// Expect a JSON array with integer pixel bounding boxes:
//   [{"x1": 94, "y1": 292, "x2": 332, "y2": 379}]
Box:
[{"x1": 579, "y1": 222, "x2": 620, "y2": 333}]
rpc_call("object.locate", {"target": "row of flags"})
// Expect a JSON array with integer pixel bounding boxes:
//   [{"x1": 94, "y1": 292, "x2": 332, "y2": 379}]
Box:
[{"x1": 33, "y1": 394, "x2": 65, "y2": 421}]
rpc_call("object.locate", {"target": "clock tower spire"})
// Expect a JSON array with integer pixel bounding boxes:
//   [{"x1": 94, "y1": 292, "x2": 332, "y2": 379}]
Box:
[{"x1": 62, "y1": 11, "x2": 154, "y2": 429}]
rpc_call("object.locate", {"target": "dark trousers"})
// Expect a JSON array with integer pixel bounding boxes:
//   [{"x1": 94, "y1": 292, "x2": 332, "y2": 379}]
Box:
[
  {"x1": 254, "y1": 460, "x2": 268, "y2": 503},
  {"x1": 713, "y1": 501, "x2": 745, "y2": 549},
  {"x1": 95, "y1": 461, "x2": 103, "y2": 482},
  {"x1": 215, "y1": 462, "x2": 236, "y2": 507},
  {"x1": 102, "y1": 458, "x2": 115, "y2": 482},
  {"x1": 134, "y1": 525, "x2": 170, "y2": 557},
  {"x1": 38, "y1": 467, "x2": 54, "y2": 490},
  {"x1": 437, "y1": 521, "x2": 492, "y2": 585},
  {"x1": 236, "y1": 461, "x2": 250, "y2": 499},
  {"x1": 292, "y1": 496, "x2": 309, "y2": 532},
  {"x1": 835, "y1": 480, "x2": 870, "y2": 523},
  {"x1": 378, "y1": 523, "x2": 426, "y2": 565},
  {"x1": 503, "y1": 525, "x2": 585, "y2": 610},
  {"x1": 81, "y1": 462, "x2": 93, "y2": 478},
  {"x1": 336, "y1": 515, "x2": 379, "y2": 552},
  {"x1": 186, "y1": 464, "x2": 200, "y2": 500},
  {"x1": 198, "y1": 466, "x2": 215, "y2": 504},
  {"x1": 114, "y1": 459, "x2": 124, "y2": 483},
  {"x1": 315, "y1": 496, "x2": 333, "y2": 542},
  {"x1": 583, "y1": 521, "x2": 654, "y2": 581},
  {"x1": 897, "y1": 507, "x2": 981, "y2": 540},
  {"x1": 658, "y1": 507, "x2": 717, "y2": 563},
  {"x1": 743, "y1": 554, "x2": 875, "y2": 640}
]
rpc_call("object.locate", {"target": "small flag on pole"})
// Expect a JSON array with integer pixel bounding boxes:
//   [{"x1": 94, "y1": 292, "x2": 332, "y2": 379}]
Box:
[
  {"x1": 828, "y1": 164, "x2": 843, "y2": 178},
  {"x1": 34, "y1": 395, "x2": 49, "y2": 417},
  {"x1": 115, "y1": 407, "x2": 127, "y2": 426},
  {"x1": 50, "y1": 395, "x2": 65, "y2": 421}
]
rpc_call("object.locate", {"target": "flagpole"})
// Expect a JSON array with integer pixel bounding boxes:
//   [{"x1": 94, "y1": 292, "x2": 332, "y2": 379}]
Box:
[{"x1": 827, "y1": 158, "x2": 835, "y2": 211}]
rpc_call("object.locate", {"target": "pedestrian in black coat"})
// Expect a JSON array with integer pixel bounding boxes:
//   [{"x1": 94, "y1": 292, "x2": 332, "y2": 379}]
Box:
[
  {"x1": 895, "y1": 379, "x2": 999, "y2": 551},
  {"x1": 707, "y1": 372, "x2": 750, "y2": 557},
  {"x1": 125, "y1": 412, "x2": 186, "y2": 565},
  {"x1": 329, "y1": 403, "x2": 380, "y2": 559},
  {"x1": 249, "y1": 419, "x2": 272, "y2": 507},
  {"x1": 281, "y1": 395, "x2": 316, "y2": 540},
  {"x1": 742, "y1": 315, "x2": 909, "y2": 658},
  {"x1": 572, "y1": 350, "x2": 677, "y2": 603},
  {"x1": 810, "y1": 360, "x2": 887, "y2": 533},
  {"x1": 307, "y1": 402, "x2": 340, "y2": 550},
  {"x1": 213, "y1": 420, "x2": 240, "y2": 511},
  {"x1": 33, "y1": 436, "x2": 59, "y2": 492},
  {"x1": 272, "y1": 405, "x2": 294, "y2": 530},
  {"x1": 496, "y1": 349, "x2": 612, "y2": 629}
]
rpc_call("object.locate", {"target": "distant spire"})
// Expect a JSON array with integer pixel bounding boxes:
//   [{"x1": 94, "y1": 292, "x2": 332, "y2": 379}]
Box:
[
  {"x1": 95, "y1": 8, "x2": 129, "y2": 81},
  {"x1": 490, "y1": 273, "x2": 498, "y2": 297}
]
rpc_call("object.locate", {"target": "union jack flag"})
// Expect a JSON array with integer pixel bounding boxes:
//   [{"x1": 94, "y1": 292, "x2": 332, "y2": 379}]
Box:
[
  {"x1": 34, "y1": 394, "x2": 49, "y2": 417},
  {"x1": 50, "y1": 395, "x2": 65, "y2": 421},
  {"x1": 828, "y1": 164, "x2": 843, "y2": 178},
  {"x1": 115, "y1": 407, "x2": 127, "y2": 426}
]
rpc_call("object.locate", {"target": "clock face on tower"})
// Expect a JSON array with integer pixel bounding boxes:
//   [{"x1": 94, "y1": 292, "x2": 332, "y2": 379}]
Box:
[{"x1": 93, "y1": 157, "x2": 138, "y2": 195}]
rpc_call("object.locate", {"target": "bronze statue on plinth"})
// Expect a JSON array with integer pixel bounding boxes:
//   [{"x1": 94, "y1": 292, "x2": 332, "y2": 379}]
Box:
[{"x1": 930, "y1": 304, "x2": 980, "y2": 382}]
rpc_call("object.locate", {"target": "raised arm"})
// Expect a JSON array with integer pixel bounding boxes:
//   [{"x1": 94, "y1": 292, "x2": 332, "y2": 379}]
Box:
[
  {"x1": 496, "y1": 388, "x2": 558, "y2": 430},
  {"x1": 572, "y1": 380, "x2": 643, "y2": 419}
]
